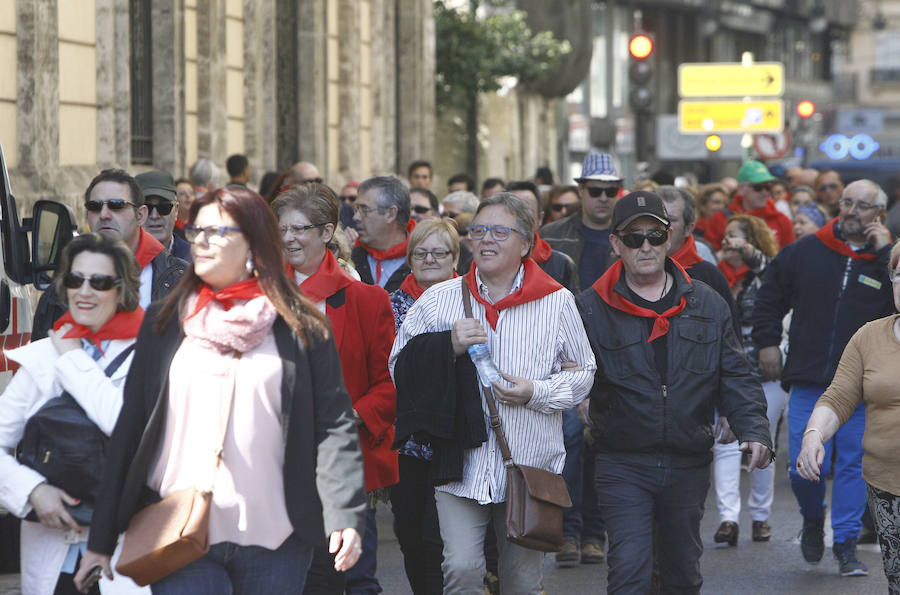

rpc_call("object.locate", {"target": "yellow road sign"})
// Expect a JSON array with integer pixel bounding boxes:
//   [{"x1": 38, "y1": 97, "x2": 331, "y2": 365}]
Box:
[
  {"x1": 678, "y1": 62, "x2": 785, "y2": 97},
  {"x1": 678, "y1": 100, "x2": 784, "y2": 134}
]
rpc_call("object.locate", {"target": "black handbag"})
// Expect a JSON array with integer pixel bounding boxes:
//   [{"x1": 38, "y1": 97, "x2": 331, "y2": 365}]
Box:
[{"x1": 17, "y1": 343, "x2": 135, "y2": 525}]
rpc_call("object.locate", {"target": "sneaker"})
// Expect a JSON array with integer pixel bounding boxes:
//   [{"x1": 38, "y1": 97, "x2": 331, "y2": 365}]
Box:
[
  {"x1": 800, "y1": 517, "x2": 825, "y2": 563},
  {"x1": 555, "y1": 539, "x2": 580, "y2": 568},
  {"x1": 833, "y1": 540, "x2": 868, "y2": 577},
  {"x1": 581, "y1": 541, "x2": 606, "y2": 564},
  {"x1": 714, "y1": 521, "x2": 739, "y2": 546},
  {"x1": 752, "y1": 520, "x2": 772, "y2": 542}
]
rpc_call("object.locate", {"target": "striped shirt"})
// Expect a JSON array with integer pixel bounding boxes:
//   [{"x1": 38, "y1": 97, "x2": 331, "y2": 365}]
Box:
[{"x1": 389, "y1": 266, "x2": 596, "y2": 504}]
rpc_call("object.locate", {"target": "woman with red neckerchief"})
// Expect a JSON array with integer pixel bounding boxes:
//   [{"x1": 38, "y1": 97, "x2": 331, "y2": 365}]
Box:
[
  {"x1": 0, "y1": 233, "x2": 148, "y2": 595},
  {"x1": 272, "y1": 184, "x2": 397, "y2": 595},
  {"x1": 711, "y1": 214, "x2": 786, "y2": 546},
  {"x1": 76, "y1": 187, "x2": 366, "y2": 594}
]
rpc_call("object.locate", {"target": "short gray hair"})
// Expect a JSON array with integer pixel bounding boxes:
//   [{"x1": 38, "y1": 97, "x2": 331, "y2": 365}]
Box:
[
  {"x1": 443, "y1": 191, "x2": 480, "y2": 214},
  {"x1": 359, "y1": 175, "x2": 411, "y2": 225},
  {"x1": 188, "y1": 158, "x2": 220, "y2": 188},
  {"x1": 475, "y1": 192, "x2": 535, "y2": 253},
  {"x1": 846, "y1": 179, "x2": 888, "y2": 208},
  {"x1": 656, "y1": 185, "x2": 696, "y2": 226}
]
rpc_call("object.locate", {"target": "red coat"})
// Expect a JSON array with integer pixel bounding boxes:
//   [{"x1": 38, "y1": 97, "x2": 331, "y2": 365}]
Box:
[
  {"x1": 705, "y1": 195, "x2": 794, "y2": 251},
  {"x1": 325, "y1": 281, "x2": 399, "y2": 492}
]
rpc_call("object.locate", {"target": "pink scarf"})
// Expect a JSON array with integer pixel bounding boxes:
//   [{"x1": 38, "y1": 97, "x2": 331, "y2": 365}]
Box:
[{"x1": 183, "y1": 291, "x2": 277, "y2": 353}]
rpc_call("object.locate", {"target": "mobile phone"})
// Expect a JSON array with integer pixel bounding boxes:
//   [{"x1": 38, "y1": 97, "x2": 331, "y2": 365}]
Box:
[{"x1": 82, "y1": 566, "x2": 103, "y2": 592}]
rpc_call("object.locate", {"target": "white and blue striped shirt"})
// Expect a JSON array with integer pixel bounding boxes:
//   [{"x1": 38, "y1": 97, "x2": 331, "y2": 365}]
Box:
[{"x1": 389, "y1": 266, "x2": 596, "y2": 504}]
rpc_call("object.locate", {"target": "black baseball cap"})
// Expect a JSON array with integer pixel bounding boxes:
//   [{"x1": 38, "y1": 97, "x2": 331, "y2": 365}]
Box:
[
  {"x1": 135, "y1": 170, "x2": 177, "y2": 202},
  {"x1": 611, "y1": 190, "x2": 670, "y2": 232}
]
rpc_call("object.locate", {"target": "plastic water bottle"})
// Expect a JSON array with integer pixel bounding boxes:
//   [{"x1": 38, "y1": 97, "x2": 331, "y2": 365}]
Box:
[{"x1": 468, "y1": 343, "x2": 502, "y2": 387}]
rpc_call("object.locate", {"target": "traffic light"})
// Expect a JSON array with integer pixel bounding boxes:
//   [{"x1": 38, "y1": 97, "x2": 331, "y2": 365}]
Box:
[
  {"x1": 705, "y1": 135, "x2": 722, "y2": 152},
  {"x1": 796, "y1": 100, "x2": 816, "y2": 119},
  {"x1": 628, "y1": 34, "x2": 655, "y2": 112}
]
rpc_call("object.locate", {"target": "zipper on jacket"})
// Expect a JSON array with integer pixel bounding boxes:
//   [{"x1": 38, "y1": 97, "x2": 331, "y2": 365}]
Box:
[
  {"x1": 825, "y1": 257, "x2": 854, "y2": 374},
  {"x1": 661, "y1": 384, "x2": 668, "y2": 457}
]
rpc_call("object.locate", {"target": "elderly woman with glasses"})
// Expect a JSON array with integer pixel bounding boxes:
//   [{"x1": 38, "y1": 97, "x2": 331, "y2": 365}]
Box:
[
  {"x1": 272, "y1": 183, "x2": 397, "y2": 595},
  {"x1": 796, "y1": 241, "x2": 900, "y2": 588},
  {"x1": 389, "y1": 218, "x2": 460, "y2": 594},
  {"x1": 0, "y1": 233, "x2": 148, "y2": 595}
]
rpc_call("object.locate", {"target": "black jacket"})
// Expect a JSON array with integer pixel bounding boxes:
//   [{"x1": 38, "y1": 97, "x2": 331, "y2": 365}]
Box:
[
  {"x1": 392, "y1": 331, "x2": 487, "y2": 485},
  {"x1": 351, "y1": 245, "x2": 410, "y2": 294},
  {"x1": 31, "y1": 249, "x2": 188, "y2": 340},
  {"x1": 577, "y1": 262, "x2": 771, "y2": 466},
  {"x1": 751, "y1": 232, "x2": 894, "y2": 388},
  {"x1": 87, "y1": 302, "x2": 366, "y2": 555},
  {"x1": 538, "y1": 250, "x2": 579, "y2": 293}
]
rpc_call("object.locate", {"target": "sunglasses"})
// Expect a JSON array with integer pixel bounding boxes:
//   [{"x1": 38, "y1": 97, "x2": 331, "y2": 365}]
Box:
[
  {"x1": 183, "y1": 225, "x2": 243, "y2": 242},
  {"x1": 300, "y1": 177, "x2": 324, "y2": 184},
  {"x1": 411, "y1": 205, "x2": 433, "y2": 214},
  {"x1": 341, "y1": 194, "x2": 357, "y2": 202},
  {"x1": 145, "y1": 201, "x2": 175, "y2": 216},
  {"x1": 63, "y1": 272, "x2": 121, "y2": 291},
  {"x1": 84, "y1": 199, "x2": 138, "y2": 212},
  {"x1": 616, "y1": 228, "x2": 668, "y2": 249},
  {"x1": 444, "y1": 211, "x2": 460, "y2": 219},
  {"x1": 585, "y1": 186, "x2": 620, "y2": 198},
  {"x1": 551, "y1": 203, "x2": 579, "y2": 212},
  {"x1": 819, "y1": 183, "x2": 841, "y2": 191},
  {"x1": 752, "y1": 183, "x2": 772, "y2": 193}
]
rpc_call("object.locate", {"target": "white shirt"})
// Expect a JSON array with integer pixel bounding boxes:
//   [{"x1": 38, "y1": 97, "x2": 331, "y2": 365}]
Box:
[
  {"x1": 389, "y1": 266, "x2": 596, "y2": 504},
  {"x1": 139, "y1": 262, "x2": 153, "y2": 308}
]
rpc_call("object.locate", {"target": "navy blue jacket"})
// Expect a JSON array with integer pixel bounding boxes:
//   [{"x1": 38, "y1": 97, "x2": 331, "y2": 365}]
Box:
[{"x1": 751, "y1": 233, "x2": 894, "y2": 388}]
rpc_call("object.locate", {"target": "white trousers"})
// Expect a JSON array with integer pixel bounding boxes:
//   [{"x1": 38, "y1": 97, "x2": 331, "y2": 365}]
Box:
[{"x1": 713, "y1": 381, "x2": 787, "y2": 523}]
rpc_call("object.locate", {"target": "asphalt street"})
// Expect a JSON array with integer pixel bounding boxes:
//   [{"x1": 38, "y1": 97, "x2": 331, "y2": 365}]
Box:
[{"x1": 0, "y1": 422, "x2": 890, "y2": 594}]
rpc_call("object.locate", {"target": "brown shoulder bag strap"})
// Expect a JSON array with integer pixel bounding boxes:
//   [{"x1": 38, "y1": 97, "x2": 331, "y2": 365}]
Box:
[{"x1": 460, "y1": 277, "x2": 515, "y2": 467}]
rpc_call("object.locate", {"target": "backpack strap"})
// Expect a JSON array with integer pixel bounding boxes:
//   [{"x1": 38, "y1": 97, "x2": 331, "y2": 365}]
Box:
[{"x1": 103, "y1": 343, "x2": 136, "y2": 377}]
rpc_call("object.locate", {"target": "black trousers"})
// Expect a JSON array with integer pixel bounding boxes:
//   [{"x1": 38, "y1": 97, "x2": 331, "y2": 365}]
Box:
[
  {"x1": 595, "y1": 453, "x2": 710, "y2": 595},
  {"x1": 390, "y1": 454, "x2": 444, "y2": 595},
  {"x1": 867, "y1": 483, "x2": 900, "y2": 594}
]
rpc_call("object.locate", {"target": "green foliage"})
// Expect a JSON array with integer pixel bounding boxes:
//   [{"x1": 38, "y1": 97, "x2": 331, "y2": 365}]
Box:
[{"x1": 434, "y1": 0, "x2": 572, "y2": 112}]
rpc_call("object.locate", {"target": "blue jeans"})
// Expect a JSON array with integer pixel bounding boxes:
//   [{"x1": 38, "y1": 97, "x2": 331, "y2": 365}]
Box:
[
  {"x1": 345, "y1": 507, "x2": 382, "y2": 594},
  {"x1": 595, "y1": 453, "x2": 709, "y2": 595},
  {"x1": 562, "y1": 408, "x2": 606, "y2": 544},
  {"x1": 151, "y1": 533, "x2": 312, "y2": 595},
  {"x1": 787, "y1": 384, "x2": 866, "y2": 543}
]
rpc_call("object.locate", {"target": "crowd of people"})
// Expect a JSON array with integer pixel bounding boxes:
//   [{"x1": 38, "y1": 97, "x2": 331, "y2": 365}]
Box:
[{"x1": 0, "y1": 148, "x2": 899, "y2": 595}]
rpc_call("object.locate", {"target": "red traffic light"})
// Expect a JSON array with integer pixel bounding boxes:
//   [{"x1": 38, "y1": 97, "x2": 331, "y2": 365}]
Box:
[
  {"x1": 797, "y1": 100, "x2": 816, "y2": 119},
  {"x1": 629, "y1": 35, "x2": 653, "y2": 60}
]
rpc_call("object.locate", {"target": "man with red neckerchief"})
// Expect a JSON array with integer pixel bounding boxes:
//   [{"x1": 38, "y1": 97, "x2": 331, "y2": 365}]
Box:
[
  {"x1": 389, "y1": 192, "x2": 595, "y2": 593},
  {"x1": 576, "y1": 190, "x2": 771, "y2": 594},
  {"x1": 351, "y1": 176, "x2": 413, "y2": 293},
  {"x1": 704, "y1": 161, "x2": 794, "y2": 251},
  {"x1": 752, "y1": 179, "x2": 894, "y2": 576},
  {"x1": 32, "y1": 169, "x2": 187, "y2": 341}
]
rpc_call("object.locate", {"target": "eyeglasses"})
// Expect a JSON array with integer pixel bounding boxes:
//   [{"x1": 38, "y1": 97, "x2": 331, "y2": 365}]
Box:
[
  {"x1": 838, "y1": 198, "x2": 878, "y2": 212},
  {"x1": 819, "y1": 183, "x2": 841, "y2": 191},
  {"x1": 353, "y1": 204, "x2": 384, "y2": 217},
  {"x1": 585, "y1": 186, "x2": 620, "y2": 198},
  {"x1": 411, "y1": 205, "x2": 433, "y2": 215},
  {"x1": 183, "y1": 225, "x2": 243, "y2": 242},
  {"x1": 467, "y1": 225, "x2": 526, "y2": 241},
  {"x1": 280, "y1": 223, "x2": 324, "y2": 236},
  {"x1": 300, "y1": 177, "x2": 324, "y2": 184},
  {"x1": 752, "y1": 183, "x2": 772, "y2": 193},
  {"x1": 145, "y1": 201, "x2": 175, "y2": 216},
  {"x1": 412, "y1": 248, "x2": 452, "y2": 261},
  {"x1": 890, "y1": 268, "x2": 900, "y2": 284},
  {"x1": 616, "y1": 228, "x2": 669, "y2": 249},
  {"x1": 84, "y1": 199, "x2": 138, "y2": 212},
  {"x1": 63, "y1": 272, "x2": 121, "y2": 291},
  {"x1": 341, "y1": 194, "x2": 357, "y2": 202},
  {"x1": 551, "y1": 203, "x2": 579, "y2": 212}
]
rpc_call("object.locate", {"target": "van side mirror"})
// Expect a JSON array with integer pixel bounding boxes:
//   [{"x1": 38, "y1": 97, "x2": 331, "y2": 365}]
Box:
[{"x1": 31, "y1": 200, "x2": 76, "y2": 290}]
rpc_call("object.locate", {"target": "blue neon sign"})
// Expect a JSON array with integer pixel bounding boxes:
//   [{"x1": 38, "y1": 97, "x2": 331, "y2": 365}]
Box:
[{"x1": 819, "y1": 134, "x2": 880, "y2": 160}]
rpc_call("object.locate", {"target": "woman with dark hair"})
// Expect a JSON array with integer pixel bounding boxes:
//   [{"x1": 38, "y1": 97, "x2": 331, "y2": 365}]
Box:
[
  {"x1": 75, "y1": 187, "x2": 366, "y2": 593},
  {"x1": 0, "y1": 233, "x2": 147, "y2": 594},
  {"x1": 271, "y1": 183, "x2": 396, "y2": 595}
]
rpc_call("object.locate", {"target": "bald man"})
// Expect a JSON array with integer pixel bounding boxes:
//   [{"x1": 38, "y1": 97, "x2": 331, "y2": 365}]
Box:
[{"x1": 286, "y1": 161, "x2": 323, "y2": 186}]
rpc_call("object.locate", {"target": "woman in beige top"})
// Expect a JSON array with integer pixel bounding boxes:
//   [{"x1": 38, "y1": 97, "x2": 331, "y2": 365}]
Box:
[{"x1": 797, "y1": 239, "x2": 900, "y2": 592}]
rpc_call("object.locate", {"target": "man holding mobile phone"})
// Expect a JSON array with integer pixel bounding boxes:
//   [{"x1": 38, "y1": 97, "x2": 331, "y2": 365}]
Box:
[{"x1": 753, "y1": 179, "x2": 894, "y2": 577}]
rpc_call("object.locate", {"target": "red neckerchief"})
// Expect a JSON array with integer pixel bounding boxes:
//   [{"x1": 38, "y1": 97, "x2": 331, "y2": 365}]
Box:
[
  {"x1": 531, "y1": 234, "x2": 553, "y2": 264},
  {"x1": 134, "y1": 228, "x2": 165, "y2": 269},
  {"x1": 592, "y1": 259, "x2": 690, "y2": 342},
  {"x1": 814, "y1": 219, "x2": 878, "y2": 261},
  {"x1": 297, "y1": 250, "x2": 355, "y2": 302},
  {"x1": 465, "y1": 258, "x2": 562, "y2": 330},
  {"x1": 671, "y1": 234, "x2": 703, "y2": 268},
  {"x1": 398, "y1": 271, "x2": 459, "y2": 300},
  {"x1": 718, "y1": 260, "x2": 751, "y2": 288},
  {"x1": 355, "y1": 220, "x2": 416, "y2": 284},
  {"x1": 52, "y1": 308, "x2": 145, "y2": 354},
  {"x1": 174, "y1": 220, "x2": 186, "y2": 230},
  {"x1": 185, "y1": 277, "x2": 265, "y2": 319}
]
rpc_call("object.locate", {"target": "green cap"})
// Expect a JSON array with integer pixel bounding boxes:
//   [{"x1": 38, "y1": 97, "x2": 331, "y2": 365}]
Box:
[
  {"x1": 135, "y1": 170, "x2": 176, "y2": 202},
  {"x1": 736, "y1": 161, "x2": 777, "y2": 184}
]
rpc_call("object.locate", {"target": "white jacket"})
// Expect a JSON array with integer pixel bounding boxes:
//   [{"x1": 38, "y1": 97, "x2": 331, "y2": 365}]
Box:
[{"x1": 0, "y1": 337, "x2": 148, "y2": 595}]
